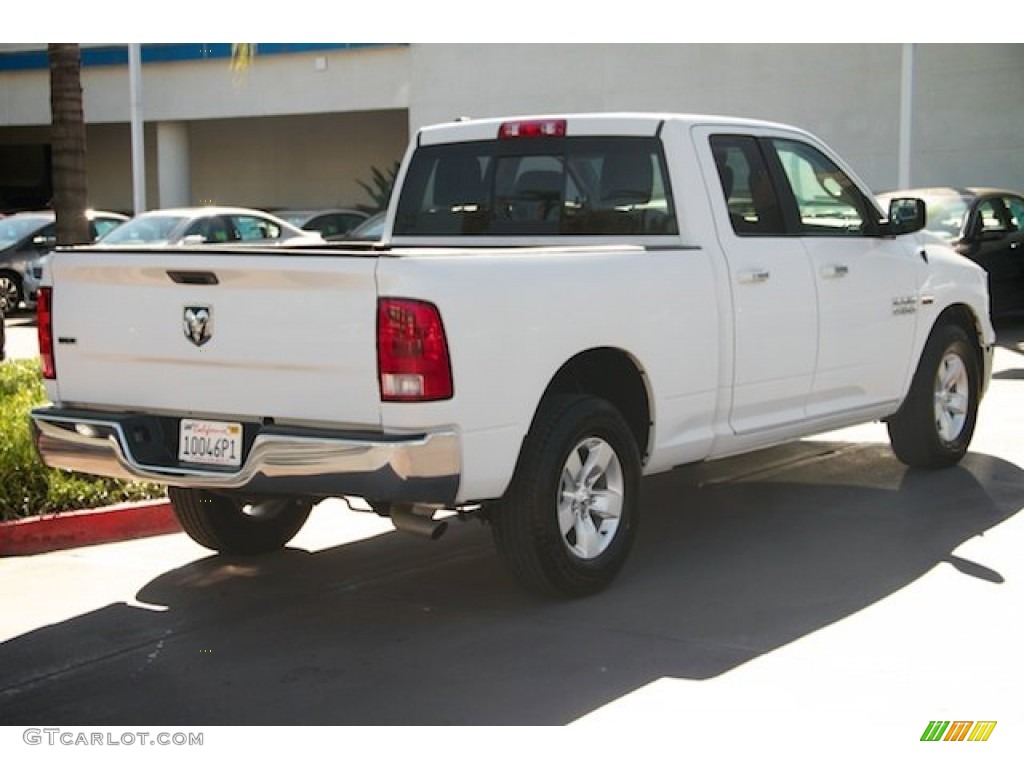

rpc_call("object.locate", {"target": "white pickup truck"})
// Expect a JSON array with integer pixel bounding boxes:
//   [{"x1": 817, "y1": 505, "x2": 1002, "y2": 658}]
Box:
[{"x1": 32, "y1": 113, "x2": 995, "y2": 597}]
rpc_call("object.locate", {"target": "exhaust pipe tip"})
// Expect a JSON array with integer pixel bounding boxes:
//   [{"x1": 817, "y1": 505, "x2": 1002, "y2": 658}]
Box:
[{"x1": 389, "y1": 504, "x2": 449, "y2": 540}]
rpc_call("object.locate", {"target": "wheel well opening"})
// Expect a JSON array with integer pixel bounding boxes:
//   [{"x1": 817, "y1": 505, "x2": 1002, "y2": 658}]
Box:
[
  {"x1": 543, "y1": 348, "x2": 651, "y2": 460},
  {"x1": 936, "y1": 304, "x2": 985, "y2": 374}
]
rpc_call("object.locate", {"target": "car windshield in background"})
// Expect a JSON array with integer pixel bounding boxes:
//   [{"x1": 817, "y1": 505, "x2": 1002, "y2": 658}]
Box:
[
  {"x1": 0, "y1": 216, "x2": 49, "y2": 248},
  {"x1": 346, "y1": 212, "x2": 385, "y2": 241},
  {"x1": 101, "y1": 215, "x2": 187, "y2": 245},
  {"x1": 394, "y1": 136, "x2": 677, "y2": 237}
]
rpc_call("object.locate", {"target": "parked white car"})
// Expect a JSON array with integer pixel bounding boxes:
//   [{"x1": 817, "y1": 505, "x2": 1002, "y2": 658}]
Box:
[{"x1": 98, "y1": 206, "x2": 324, "y2": 247}]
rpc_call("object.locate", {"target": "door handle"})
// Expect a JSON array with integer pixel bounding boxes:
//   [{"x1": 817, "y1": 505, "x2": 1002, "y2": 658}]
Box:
[
  {"x1": 821, "y1": 264, "x2": 849, "y2": 279},
  {"x1": 738, "y1": 269, "x2": 771, "y2": 284}
]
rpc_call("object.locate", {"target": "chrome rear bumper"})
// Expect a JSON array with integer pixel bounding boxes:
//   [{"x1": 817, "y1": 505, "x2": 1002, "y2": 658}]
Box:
[{"x1": 31, "y1": 406, "x2": 460, "y2": 504}]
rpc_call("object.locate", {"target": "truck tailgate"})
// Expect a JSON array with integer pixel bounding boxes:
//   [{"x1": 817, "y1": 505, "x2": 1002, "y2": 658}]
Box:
[{"x1": 47, "y1": 248, "x2": 382, "y2": 429}]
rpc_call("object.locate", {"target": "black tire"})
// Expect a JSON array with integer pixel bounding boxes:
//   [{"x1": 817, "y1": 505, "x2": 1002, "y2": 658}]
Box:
[
  {"x1": 0, "y1": 272, "x2": 21, "y2": 313},
  {"x1": 491, "y1": 395, "x2": 641, "y2": 598},
  {"x1": 887, "y1": 323, "x2": 980, "y2": 469},
  {"x1": 168, "y1": 487, "x2": 313, "y2": 555}
]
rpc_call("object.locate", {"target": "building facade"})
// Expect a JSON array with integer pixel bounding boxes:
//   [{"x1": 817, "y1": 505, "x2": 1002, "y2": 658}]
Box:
[{"x1": 0, "y1": 43, "x2": 1021, "y2": 214}]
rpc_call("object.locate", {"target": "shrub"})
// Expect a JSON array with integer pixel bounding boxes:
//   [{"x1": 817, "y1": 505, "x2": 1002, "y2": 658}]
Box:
[{"x1": 0, "y1": 359, "x2": 164, "y2": 521}]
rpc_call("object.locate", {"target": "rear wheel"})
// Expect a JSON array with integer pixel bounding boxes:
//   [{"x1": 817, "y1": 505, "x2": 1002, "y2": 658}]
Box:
[
  {"x1": 887, "y1": 323, "x2": 980, "y2": 469},
  {"x1": 491, "y1": 395, "x2": 641, "y2": 597},
  {"x1": 168, "y1": 487, "x2": 312, "y2": 555}
]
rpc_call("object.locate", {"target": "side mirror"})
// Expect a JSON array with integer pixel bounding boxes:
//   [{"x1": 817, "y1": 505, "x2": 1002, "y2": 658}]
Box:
[
  {"x1": 887, "y1": 197, "x2": 926, "y2": 235},
  {"x1": 181, "y1": 234, "x2": 207, "y2": 245},
  {"x1": 32, "y1": 234, "x2": 58, "y2": 251}
]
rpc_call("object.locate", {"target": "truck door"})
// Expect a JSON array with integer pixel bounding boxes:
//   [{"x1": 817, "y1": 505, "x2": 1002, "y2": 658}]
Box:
[
  {"x1": 765, "y1": 137, "x2": 923, "y2": 418},
  {"x1": 700, "y1": 132, "x2": 818, "y2": 434}
]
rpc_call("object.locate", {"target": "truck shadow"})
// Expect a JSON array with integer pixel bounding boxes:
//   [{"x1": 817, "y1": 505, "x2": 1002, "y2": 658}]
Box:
[{"x1": 1, "y1": 441, "x2": 1021, "y2": 725}]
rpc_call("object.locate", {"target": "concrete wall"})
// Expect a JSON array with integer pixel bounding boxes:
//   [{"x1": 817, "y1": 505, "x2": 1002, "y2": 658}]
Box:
[
  {"x1": 911, "y1": 44, "x2": 1024, "y2": 190},
  {"x1": 407, "y1": 43, "x2": 1024, "y2": 193},
  {"x1": 187, "y1": 110, "x2": 408, "y2": 210},
  {"x1": 2, "y1": 43, "x2": 1022, "y2": 211}
]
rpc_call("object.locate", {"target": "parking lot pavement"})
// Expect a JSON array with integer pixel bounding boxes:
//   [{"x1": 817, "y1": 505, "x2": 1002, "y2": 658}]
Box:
[
  {"x1": 2, "y1": 311, "x2": 37, "y2": 360},
  {"x1": 1, "y1": 324, "x2": 1023, "y2": 762}
]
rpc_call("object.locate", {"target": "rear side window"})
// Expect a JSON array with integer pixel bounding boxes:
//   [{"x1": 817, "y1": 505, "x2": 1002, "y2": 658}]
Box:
[
  {"x1": 710, "y1": 135, "x2": 785, "y2": 235},
  {"x1": 394, "y1": 137, "x2": 677, "y2": 236}
]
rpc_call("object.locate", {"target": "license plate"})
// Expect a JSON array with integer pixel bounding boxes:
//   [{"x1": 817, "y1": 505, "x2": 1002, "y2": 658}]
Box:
[{"x1": 178, "y1": 419, "x2": 243, "y2": 468}]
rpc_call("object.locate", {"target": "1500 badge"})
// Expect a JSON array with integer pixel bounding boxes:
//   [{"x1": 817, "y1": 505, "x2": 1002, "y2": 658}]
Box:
[{"x1": 892, "y1": 296, "x2": 918, "y2": 315}]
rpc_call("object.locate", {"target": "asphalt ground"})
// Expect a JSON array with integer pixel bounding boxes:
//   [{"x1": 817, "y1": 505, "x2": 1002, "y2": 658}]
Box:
[{"x1": 1, "y1": 314, "x2": 1023, "y2": 765}]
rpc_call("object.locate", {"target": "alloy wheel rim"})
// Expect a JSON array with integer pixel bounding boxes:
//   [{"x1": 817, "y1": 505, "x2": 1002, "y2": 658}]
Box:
[
  {"x1": 0, "y1": 277, "x2": 17, "y2": 311},
  {"x1": 557, "y1": 436, "x2": 624, "y2": 560},
  {"x1": 933, "y1": 351, "x2": 970, "y2": 443}
]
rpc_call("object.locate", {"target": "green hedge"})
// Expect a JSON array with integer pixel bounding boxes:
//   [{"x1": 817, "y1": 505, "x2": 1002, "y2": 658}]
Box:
[{"x1": 0, "y1": 359, "x2": 165, "y2": 521}]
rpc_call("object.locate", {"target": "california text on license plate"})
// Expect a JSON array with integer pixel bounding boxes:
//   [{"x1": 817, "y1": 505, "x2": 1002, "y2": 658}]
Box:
[{"x1": 178, "y1": 419, "x2": 243, "y2": 468}]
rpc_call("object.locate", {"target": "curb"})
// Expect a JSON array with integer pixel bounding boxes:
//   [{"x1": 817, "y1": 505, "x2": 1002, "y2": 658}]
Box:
[{"x1": 0, "y1": 499, "x2": 180, "y2": 556}]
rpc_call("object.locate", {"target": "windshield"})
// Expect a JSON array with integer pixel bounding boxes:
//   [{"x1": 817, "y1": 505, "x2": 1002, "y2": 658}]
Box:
[
  {"x1": 394, "y1": 136, "x2": 677, "y2": 237},
  {"x1": 348, "y1": 212, "x2": 385, "y2": 240},
  {"x1": 101, "y1": 215, "x2": 187, "y2": 245},
  {"x1": 0, "y1": 216, "x2": 50, "y2": 249},
  {"x1": 920, "y1": 194, "x2": 971, "y2": 240}
]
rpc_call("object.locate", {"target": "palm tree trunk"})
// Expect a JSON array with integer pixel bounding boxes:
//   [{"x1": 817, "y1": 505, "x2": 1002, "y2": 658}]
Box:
[{"x1": 48, "y1": 43, "x2": 90, "y2": 245}]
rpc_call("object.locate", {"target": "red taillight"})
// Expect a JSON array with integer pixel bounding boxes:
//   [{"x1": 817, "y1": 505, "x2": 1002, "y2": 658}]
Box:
[
  {"x1": 37, "y1": 286, "x2": 55, "y2": 380},
  {"x1": 377, "y1": 298, "x2": 453, "y2": 402},
  {"x1": 498, "y1": 119, "x2": 567, "y2": 139}
]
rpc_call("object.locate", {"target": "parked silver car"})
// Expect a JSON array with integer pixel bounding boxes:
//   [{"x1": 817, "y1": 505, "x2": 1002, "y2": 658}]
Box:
[{"x1": 3, "y1": 209, "x2": 128, "y2": 311}]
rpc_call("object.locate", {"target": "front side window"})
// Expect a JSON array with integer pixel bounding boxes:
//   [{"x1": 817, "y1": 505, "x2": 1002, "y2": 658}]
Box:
[
  {"x1": 1004, "y1": 196, "x2": 1024, "y2": 233},
  {"x1": 185, "y1": 216, "x2": 235, "y2": 243},
  {"x1": 394, "y1": 137, "x2": 677, "y2": 237},
  {"x1": 233, "y1": 215, "x2": 281, "y2": 241},
  {"x1": 974, "y1": 198, "x2": 1014, "y2": 237},
  {"x1": 769, "y1": 139, "x2": 876, "y2": 236}
]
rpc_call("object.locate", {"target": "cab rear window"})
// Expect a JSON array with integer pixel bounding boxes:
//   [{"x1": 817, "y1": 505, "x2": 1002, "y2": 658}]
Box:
[{"x1": 393, "y1": 137, "x2": 677, "y2": 237}]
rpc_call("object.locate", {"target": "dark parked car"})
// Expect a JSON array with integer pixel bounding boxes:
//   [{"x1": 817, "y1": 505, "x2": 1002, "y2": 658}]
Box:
[
  {"x1": 878, "y1": 187, "x2": 1024, "y2": 318},
  {"x1": 2, "y1": 209, "x2": 128, "y2": 311},
  {"x1": 273, "y1": 208, "x2": 370, "y2": 239}
]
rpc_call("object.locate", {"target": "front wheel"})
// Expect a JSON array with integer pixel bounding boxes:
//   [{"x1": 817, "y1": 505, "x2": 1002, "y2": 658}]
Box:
[
  {"x1": 0, "y1": 272, "x2": 21, "y2": 313},
  {"x1": 491, "y1": 395, "x2": 641, "y2": 597},
  {"x1": 887, "y1": 323, "x2": 980, "y2": 469},
  {"x1": 168, "y1": 487, "x2": 313, "y2": 555}
]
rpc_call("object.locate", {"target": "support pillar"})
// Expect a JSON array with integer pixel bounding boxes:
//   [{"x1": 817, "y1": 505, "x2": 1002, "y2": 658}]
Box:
[{"x1": 157, "y1": 121, "x2": 191, "y2": 208}]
